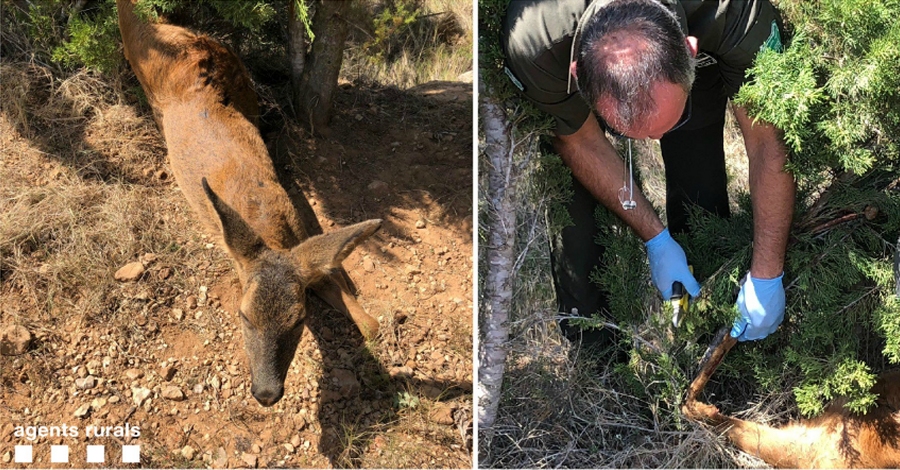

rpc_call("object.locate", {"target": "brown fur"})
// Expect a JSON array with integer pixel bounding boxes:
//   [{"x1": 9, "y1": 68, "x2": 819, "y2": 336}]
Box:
[
  {"x1": 116, "y1": 0, "x2": 382, "y2": 407},
  {"x1": 683, "y1": 328, "x2": 900, "y2": 468}
]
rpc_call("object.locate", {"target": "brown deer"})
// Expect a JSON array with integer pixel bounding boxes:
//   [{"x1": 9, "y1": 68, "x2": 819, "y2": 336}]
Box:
[
  {"x1": 683, "y1": 327, "x2": 900, "y2": 468},
  {"x1": 116, "y1": 0, "x2": 382, "y2": 406}
]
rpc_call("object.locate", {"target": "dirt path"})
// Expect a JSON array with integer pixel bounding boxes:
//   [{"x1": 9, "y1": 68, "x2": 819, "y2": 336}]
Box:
[{"x1": 0, "y1": 65, "x2": 472, "y2": 468}]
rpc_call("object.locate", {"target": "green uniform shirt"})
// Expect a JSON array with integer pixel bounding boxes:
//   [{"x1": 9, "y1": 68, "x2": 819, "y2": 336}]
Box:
[{"x1": 502, "y1": 0, "x2": 783, "y2": 135}]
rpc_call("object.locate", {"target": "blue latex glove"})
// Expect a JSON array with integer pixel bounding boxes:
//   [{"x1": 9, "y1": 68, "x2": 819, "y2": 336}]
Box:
[
  {"x1": 731, "y1": 273, "x2": 785, "y2": 341},
  {"x1": 646, "y1": 228, "x2": 701, "y2": 299}
]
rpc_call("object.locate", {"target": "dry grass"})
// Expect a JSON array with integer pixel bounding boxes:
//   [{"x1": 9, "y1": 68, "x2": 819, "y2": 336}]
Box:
[
  {"x1": 0, "y1": 62, "x2": 198, "y2": 332},
  {"x1": 342, "y1": 0, "x2": 473, "y2": 89}
]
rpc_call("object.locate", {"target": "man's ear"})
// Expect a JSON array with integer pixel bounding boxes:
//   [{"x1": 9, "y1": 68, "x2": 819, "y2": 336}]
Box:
[
  {"x1": 569, "y1": 61, "x2": 578, "y2": 80},
  {"x1": 291, "y1": 219, "x2": 382, "y2": 284},
  {"x1": 202, "y1": 177, "x2": 266, "y2": 268},
  {"x1": 685, "y1": 35, "x2": 699, "y2": 58}
]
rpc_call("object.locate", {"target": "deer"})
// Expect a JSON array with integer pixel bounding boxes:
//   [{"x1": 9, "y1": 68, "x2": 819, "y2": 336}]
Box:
[
  {"x1": 682, "y1": 327, "x2": 900, "y2": 468},
  {"x1": 115, "y1": 0, "x2": 383, "y2": 407}
]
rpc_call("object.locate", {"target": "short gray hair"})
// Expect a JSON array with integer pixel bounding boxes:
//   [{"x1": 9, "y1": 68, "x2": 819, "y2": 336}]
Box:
[{"x1": 575, "y1": 0, "x2": 695, "y2": 132}]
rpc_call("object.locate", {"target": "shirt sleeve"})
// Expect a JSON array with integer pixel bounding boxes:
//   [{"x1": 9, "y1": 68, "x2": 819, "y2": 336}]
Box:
[{"x1": 502, "y1": 14, "x2": 591, "y2": 135}]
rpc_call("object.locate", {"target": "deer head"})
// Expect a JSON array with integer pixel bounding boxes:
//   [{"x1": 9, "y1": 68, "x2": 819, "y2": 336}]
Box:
[{"x1": 202, "y1": 178, "x2": 381, "y2": 406}]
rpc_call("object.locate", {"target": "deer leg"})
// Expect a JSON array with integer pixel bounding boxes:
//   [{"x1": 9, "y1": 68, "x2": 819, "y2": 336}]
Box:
[
  {"x1": 682, "y1": 326, "x2": 737, "y2": 422},
  {"x1": 311, "y1": 270, "x2": 380, "y2": 340}
]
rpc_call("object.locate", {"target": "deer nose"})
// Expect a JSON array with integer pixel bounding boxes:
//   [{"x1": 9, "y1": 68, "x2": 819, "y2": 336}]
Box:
[{"x1": 251, "y1": 383, "x2": 284, "y2": 407}]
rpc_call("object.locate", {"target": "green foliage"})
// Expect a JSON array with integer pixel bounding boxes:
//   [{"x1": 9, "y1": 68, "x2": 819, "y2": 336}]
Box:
[
  {"x1": 11, "y1": 0, "x2": 281, "y2": 74},
  {"x1": 51, "y1": 2, "x2": 122, "y2": 72},
  {"x1": 722, "y1": 0, "x2": 900, "y2": 416},
  {"x1": 736, "y1": 0, "x2": 900, "y2": 179},
  {"x1": 292, "y1": 0, "x2": 315, "y2": 42},
  {"x1": 394, "y1": 391, "x2": 420, "y2": 409},
  {"x1": 531, "y1": 146, "x2": 574, "y2": 234},
  {"x1": 132, "y1": 0, "x2": 179, "y2": 20},
  {"x1": 206, "y1": 0, "x2": 276, "y2": 31},
  {"x1": 366, "y1": 0, "x2": 422, "y2": 62}
]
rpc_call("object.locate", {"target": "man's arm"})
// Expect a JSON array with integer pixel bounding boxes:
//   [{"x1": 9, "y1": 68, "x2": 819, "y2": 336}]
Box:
[
  {"x1": 553, "y1": 114, "x2": 700, "y2": 298},
  {"x1": 732, "y1": 105, "x2": 795, "y2": 278},
  {"x1": 553, "y1": 114, "x2": 664, "y2": 241},
  {"x1": 729, "y1": 104, "x2": 795, "y2": 341}
]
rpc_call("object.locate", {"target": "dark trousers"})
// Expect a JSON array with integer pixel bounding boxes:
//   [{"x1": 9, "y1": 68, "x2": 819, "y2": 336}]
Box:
[{"x1": 552, "y1": 65, "x2": 731, "y2": 338}]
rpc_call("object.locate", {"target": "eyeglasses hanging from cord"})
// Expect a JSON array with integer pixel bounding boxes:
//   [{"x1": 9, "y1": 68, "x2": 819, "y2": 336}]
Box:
[{"x1": 617, "y1": 139, "x2": 637, "y2": 210}]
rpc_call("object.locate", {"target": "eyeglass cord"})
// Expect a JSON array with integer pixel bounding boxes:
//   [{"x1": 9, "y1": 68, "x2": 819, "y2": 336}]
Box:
[{"x1": 620, "y1": 139, "x2": 637, "y2": 210}]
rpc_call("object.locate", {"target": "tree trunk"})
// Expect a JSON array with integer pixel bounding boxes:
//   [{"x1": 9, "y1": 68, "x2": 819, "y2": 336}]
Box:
[
  {"x1": 295, "y1": 0, "x2": 350, "y2": 135},
  {"x1": 287, "y1": 0, "x2": 308, "y2": 92},
  {"x1": 476, "y1": 76, "x2": 516, "y2": 445}
]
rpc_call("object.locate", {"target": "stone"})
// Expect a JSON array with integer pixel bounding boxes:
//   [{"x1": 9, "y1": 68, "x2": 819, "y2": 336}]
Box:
[
  {"x1": 85, "y1": 359, "x2": 102, "y2": 375},
  {"x1": 192, "y1": 383, "x2": 204, "y2": 395},
  {"x1": 114, "y1": 262, "x2": 145, "y2": 282},
  {"x1": 124, "y1": 368, "x2": 144, "y2": 380},
  {"x1": 160, "y1": 365, "x2": 177, "y2": 381},
  {"x1": 367, "y1": 180, "x2": 389, "y2": 196},
  {"x1": 332, "y1": 369, "x2": 359, "y2": 398},
  {"x1": 415, "y1": 219, "x2": 426, "y2": 229},
  {"x1": 91, "y1": 397, "x2": 107, "y2": 410},
  {"x1": 74, "y1": 403, "x2": 91, "y2": 418},
  {"x1": 181, "y1": 445, "x2": 195, "y2": 460},
  {"x1": 290, "y1": 434, "x2": 302, "y2": 448},
  {"x1": 429, "y1": 403, "x2": 455, "y2": 425},
  {"x1": 0, "y1": 324, "x2": 32, "y2": 356},
  {"x1": 161, "y1": 386, "x2": 185, "y2": 401},
  {"x1": 132, "y1": 387, "x2": 152, "y2": 406},
  {"x1": 158, "y1": 267, "x2": 173, "y2": 280},
  {"x1": 363, "y1": 258, "x2": 376, "y2": 272},
  {"x1": 213, "y1": 447, "x2": 227, "y2": 468},
  {"x1": 75, "y1": 376, "x2": 97, "y2": 390},
  {"x1": 2, "y1": 451, "x2": 11, "y2": 463},
  {"x1": 241, "y1": 452, "x2": 258, "y2": 468},
  {"x1": 389, "y1": 366, "x2": 413, "y2": 379}
]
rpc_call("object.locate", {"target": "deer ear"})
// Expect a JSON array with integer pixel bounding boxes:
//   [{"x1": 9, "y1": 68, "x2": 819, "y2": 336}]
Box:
[
  {"x1": 202, "y1": 177, "x2": 266, "y2": 267},
  {"x1": 291, "y1": 219, "x2": 382, "y2": 283}
]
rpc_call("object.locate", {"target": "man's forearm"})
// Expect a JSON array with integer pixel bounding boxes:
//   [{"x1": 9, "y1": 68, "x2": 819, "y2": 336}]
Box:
[
  {"x1": 734, "y1": 106, "x2": 795, "y2": 279},
  {"x1": 553, "y1": 116, "x2": 664, "y2": 241}
]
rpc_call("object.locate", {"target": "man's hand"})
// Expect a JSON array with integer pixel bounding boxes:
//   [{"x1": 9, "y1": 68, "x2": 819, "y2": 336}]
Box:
[
  {"x1": 731, "y1": 273, "x2": 785, "y2": 341},
  {"x1": 646, "y1": 228, "x2": 701, "y2": 298}
]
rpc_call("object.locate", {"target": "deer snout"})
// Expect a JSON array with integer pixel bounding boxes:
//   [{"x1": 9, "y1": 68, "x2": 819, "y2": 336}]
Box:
[{"x1": 251, "y1": 381, "x2": 284, "y2": 407}]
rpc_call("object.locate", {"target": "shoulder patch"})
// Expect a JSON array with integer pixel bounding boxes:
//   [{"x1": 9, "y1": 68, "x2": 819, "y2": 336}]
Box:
[
  {"x1": 695, "y1": 52, "x2": 718, "y2": 68},
  {"x1": 761, "y1": 20, "x2": 783, "y2": 53},
  {"x1": 504, "y1": 66, "x2": 525, "y2": 92}
]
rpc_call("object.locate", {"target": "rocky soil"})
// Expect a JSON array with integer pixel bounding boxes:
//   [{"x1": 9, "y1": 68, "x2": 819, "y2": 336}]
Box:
[{"x1": 0, "y1": 67, "x2": 473, "y2": 468}]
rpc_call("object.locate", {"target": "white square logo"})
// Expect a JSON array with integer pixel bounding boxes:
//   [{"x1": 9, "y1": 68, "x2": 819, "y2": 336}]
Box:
[
  {"x1": 122, "y1": 445, "x2": 141, "y2": 463},
  {"x1": 14, "y1": 445, "x2": 33, "y2": 463},
  {"x1": 51, "y1": 445, "x2": 70, "y2": 463},
  {"x1": 86, "y1": 445, "x2": 105, "y2": 463}
]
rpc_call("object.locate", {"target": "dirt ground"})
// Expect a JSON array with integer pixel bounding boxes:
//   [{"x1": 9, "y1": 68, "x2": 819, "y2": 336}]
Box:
[{"x1": 0, "y1": 61, "x2": 473, "y2": 468}]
